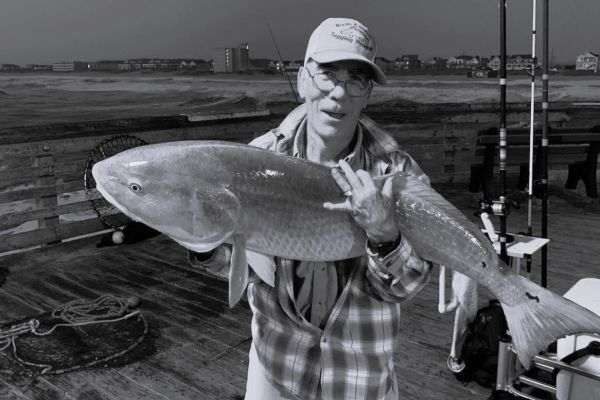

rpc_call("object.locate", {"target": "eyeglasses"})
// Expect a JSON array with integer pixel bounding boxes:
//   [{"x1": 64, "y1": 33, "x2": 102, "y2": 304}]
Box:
[{"x1": 305, "y1": 68, "x2": 372, "y2": 97}]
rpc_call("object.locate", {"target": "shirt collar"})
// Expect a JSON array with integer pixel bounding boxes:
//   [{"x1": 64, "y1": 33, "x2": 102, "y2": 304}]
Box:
[{"x1": 292, "y1": 119, "x2": 365, "y2": 170}]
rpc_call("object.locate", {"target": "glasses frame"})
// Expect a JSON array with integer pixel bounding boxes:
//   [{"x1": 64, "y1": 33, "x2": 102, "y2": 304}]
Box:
[{"x1": 304, "y1": 67, "x2": 372, "y2": 98}]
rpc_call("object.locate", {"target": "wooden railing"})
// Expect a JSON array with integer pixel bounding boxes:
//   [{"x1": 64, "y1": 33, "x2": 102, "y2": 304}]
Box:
[
  {"x1": 3, "y1": 102, "x2": 600, "y2": 255},
  {"x1": 0, "y1": 110, "x2": 274, "y2": 254}
]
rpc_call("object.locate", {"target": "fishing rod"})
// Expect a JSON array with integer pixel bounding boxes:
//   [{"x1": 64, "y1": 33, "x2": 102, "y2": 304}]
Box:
[
  {"x1": 265, "y1": 18, "x2": 300, "y2": 104},
  {"x1": 525, "y1": 0, "x2": 537, "y2": 275},
  {"x1": 540, "y1": 0, "x2": 549, "y2": 287},
  {"x1": 498, "y1": 0, "x2": 509, "y2": 263}
]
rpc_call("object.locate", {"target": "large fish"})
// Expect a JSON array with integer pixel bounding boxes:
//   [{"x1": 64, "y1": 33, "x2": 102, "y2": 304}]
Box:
[{"x1": 92, "y1": 140, "x2": 600, "y2": 368}]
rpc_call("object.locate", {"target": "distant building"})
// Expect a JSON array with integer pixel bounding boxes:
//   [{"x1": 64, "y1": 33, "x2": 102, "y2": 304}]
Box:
[
  {"x1": 248, "y1": 58, "x2": 277, "y2": 73},
  {"x1": 285, "y1": 60, "x2": 302, "y2": 73},
  {"x1": 488, "y1": 55, "x2": 538, "y2": 71},
  {"x1": 447, "y1": 55, "x2": 480, "y2": 69},
  {"x1": 374, "y1": 57, "x2": 395, "y2": 73},
  {"x1": 423, "y1": 57, "x2": 447, "y2": 70},
  {"x1": 576, "y1": 52, "x2": 598, "y2": 72},
  {"x1": 22, "y1": 64, "x2": 52, "y2": 71},
  {"x1": 507, "y1": 54, "x2": 535, "y2": 70},
  {"x1": 88, "y1": 61, "x2": 127, "y2": 71},
  {"x1": 52, "y1": 61, "x2": 88, "y2": 72},
  {"x1": 0, "y1": 64, "x2": 20, "y2": 72},
  {"x1": 212, "y1": 43, "x2": 250, "y2": 73},
  {"x1": 395, "y1": 55, "x2": 421, "y2": 70}
]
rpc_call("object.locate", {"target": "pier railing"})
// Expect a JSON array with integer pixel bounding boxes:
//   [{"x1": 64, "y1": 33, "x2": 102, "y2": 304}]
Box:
[
  {"x1": 0, "y1": 110, "x2": 274, "y2": 254},
  {"x1": 1, "y1": 102, "x2": 599, "y2": 254}
]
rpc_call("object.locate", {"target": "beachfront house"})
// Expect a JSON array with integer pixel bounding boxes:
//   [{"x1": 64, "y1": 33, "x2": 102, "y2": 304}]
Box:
[
  {"x1": 395, "y1": 55, "x2": 421, "y2": 70},
  {"x1": 423, "y1": 57, "x2": 447, "y2": 70},
  {"x1": 447, "y1": 55, "x2": 480, "y2": 69},
  {"x1": 576, "y1": 52, "x2": 599, "y2": 72},
  {"x1": 507, "y1": 54, "x2": 536, "y2": 70},
  {"x1": 0, "y1": 64, "x2": 20, "y2": 72},
  {"x1": 488, "y1": 55, "x2": 538, "y2": 71}
]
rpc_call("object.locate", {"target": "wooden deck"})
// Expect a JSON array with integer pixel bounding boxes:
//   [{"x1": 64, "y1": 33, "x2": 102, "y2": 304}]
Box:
[{"x1": 0, "y1": 182, "x2": 599, "y2": 400}]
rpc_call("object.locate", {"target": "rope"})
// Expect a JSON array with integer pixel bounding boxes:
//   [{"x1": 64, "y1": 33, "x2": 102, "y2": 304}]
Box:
[{"x1": 0, "y1": 294, "x2": 146, "y2": 375}]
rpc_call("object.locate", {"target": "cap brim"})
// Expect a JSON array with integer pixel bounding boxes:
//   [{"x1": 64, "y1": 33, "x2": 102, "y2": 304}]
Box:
[{"x1": 309, "y1": 51, "x2": 387, "y2": 85}]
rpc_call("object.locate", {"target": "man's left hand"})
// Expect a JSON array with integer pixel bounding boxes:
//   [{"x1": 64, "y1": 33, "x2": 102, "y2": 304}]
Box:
[{"x1": 323, "y1": 160, "x2": 399, "y2": 244}]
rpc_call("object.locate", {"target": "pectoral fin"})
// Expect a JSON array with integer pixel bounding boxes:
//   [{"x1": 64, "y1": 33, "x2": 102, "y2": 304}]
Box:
[
  {"x1": 229, "y1": 234, "x2": 249, "y2": 307},
  {"x1": 246, "y1": 250, "x2": 276, "y2": 287},
  {"x1": 178, "y1": 187, "x2": 240, "y2": 253}
]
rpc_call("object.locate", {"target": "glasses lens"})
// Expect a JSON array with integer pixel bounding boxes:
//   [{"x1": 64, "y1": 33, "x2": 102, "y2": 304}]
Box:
[
  {"x1": 310, "y1": 71, "x2": 370, "y2": 97},
  {"x1": 313, "y1": 73, "x2": 335, "y2": 92},
  {"x1": 346, "y1": 80, "x2": 369, "y2": 97}
]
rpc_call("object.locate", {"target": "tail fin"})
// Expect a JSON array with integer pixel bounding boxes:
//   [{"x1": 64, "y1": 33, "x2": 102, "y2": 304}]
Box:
[{"x1": 502, "y1": 275, "x2": 600, "y2": 368}]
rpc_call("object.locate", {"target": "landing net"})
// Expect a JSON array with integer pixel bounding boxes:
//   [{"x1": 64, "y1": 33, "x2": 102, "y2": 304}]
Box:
[{"x1": 0, "y1": 294, "x2": 154, "y2": 382}]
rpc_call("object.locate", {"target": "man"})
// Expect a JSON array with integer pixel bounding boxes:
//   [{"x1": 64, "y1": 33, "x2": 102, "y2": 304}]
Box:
[{"x1": 190, "y1": 17, "x2": 432, "y2": 400}]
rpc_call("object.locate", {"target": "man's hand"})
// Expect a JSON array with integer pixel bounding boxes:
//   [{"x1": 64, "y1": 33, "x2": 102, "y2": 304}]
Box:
[{"x1": 323, "y1": 160, "x2": 399, "y2": 244}]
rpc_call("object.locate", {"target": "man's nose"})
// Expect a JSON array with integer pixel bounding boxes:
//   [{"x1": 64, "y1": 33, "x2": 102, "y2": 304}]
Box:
[{"x1": 328, "y1": 80, "x2": 350, "y2": 99}]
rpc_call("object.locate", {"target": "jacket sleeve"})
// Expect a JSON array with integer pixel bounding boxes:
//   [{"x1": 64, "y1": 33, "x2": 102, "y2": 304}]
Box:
[
  {"x1": 364, "y1": 151, "x2": 433, "y2": 302},
  {"x1": 365, "y1": 238, "x2": 432, "y2": 302}
]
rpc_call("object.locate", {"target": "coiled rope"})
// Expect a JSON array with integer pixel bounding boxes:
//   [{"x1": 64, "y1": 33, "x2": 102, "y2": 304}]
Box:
[{"x1": 0, "y1": 294, "x2": 146, "y2": 375}]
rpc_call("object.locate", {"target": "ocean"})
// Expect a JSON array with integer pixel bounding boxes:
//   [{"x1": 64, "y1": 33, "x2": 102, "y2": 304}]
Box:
[{"x1": 1, "y1": 72, "x2": 600, "y2": 129}]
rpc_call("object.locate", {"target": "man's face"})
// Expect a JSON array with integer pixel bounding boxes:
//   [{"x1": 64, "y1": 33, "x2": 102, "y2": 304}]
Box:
[{"x1": 298, "y1": 60, "x2": 372, "y2": 142}]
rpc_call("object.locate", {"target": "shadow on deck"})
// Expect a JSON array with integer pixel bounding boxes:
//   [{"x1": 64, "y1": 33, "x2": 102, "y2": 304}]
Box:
[{"x1": 0, "y1": 183, "x2": 599, "y2": 400}]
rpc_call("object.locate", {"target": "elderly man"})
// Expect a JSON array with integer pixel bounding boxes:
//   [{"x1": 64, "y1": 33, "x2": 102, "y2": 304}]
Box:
[{"x1": 190, "y1": 17, "x2": 432, "y2": 400}]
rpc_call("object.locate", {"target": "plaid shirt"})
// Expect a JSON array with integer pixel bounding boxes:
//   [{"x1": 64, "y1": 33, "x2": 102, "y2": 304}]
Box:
[{"x1": 190, "y1": 104, "x2": 431, "y2": 400}]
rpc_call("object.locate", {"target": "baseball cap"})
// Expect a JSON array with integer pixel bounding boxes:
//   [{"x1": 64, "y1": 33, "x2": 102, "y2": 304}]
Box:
[{"x1": 304, "y1": 17, "x2": 387, "y2": 85}]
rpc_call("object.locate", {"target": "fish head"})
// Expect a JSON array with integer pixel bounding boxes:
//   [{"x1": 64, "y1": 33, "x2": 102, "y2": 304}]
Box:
[{"x1": 91, "y1": 142, "x2": 241, "y2": 252}]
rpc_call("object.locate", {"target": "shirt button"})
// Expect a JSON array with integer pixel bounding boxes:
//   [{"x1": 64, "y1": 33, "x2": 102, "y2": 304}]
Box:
[{"x1": 321, "y1": 337, "x2": 327, "y2": 343}]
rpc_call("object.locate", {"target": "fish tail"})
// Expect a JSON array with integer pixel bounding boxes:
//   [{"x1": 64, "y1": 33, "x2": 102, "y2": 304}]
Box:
[{"x1": 503, "y1": 274, "x2": 600, "y2": 368}]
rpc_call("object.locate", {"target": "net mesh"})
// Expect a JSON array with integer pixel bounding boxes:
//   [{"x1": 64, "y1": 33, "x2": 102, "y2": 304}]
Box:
[{"x1": 0, "y1": 295, "x2": 155, "y2": 383}]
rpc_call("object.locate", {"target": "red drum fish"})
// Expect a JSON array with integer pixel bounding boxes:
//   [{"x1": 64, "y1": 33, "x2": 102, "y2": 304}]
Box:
[{"x1": 92, "y1": 140, "x2": 600, "y2": 368}]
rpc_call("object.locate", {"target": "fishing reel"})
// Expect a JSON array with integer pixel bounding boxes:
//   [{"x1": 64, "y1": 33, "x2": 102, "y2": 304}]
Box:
[{"x1": 477, "y1": 198, "x2": 520, "y2": 218}]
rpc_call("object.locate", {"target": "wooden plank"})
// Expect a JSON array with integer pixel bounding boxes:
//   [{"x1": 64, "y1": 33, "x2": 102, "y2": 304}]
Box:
[
  {"x1": 0, "y1": 200, "x2": 93, "y2": 229},
  {"x1": 50, "y1": 257, "x2": 252, "y2": 347},
  {"x1": 0, "y1": 218, "x2": 106, "y2": 252},
  {"x1": 0, "y1": 181, "x2": 83, "y2": 203}
]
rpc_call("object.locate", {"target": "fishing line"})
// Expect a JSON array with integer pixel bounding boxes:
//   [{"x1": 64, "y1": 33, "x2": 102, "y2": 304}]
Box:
[{"x1": 265, "y1": 17, "x2": 300, "y2": 104}]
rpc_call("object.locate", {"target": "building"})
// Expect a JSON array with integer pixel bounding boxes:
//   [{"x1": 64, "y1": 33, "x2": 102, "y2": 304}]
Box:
[
  {"x1": 488, "y1": 55, "x2": 538, "y2": 71},
  {"x1": 374, "y1": 57, "x2": 395, "y2": 73},
  {"x1": 249, "y1": 58, "x2": 276, "y2": 73},
  {"x1": 423, "y1": 57, "x2": 447, "y2": 70},
  {"x1": 212, "y1": 43, "x2": 250, "y2": 73},
  {"x1": 0, "y1": 64, "x2": 20, "y2": 72},
  {"x1": 576, "y1": 52, "x2": 599, "y2": 72},
  {"x1": 52, "y1": 61, "x2": 88, "y2": 72},
  {"x1": 507, "y1": 54, "x2": 535, "y2": 70},
  {"x1": 395, "y1": 55, "x2": 421, "y2": 70},
  {"x1": 447, "y1": 55, "x2": 481, "y2": 69},
  {"x1": 88, "y1": 61, "x2": 127, "y2": 71}
]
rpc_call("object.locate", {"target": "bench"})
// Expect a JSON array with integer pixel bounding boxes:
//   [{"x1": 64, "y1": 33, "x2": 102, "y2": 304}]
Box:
[{"x1": 469, "y1": 126, "x2": 600, "y2": 199}]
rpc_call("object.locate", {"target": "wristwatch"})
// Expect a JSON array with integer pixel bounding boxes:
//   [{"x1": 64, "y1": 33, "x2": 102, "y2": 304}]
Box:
[{"x1": 367, "y1": 235, "x2": 401, "y2": 258}]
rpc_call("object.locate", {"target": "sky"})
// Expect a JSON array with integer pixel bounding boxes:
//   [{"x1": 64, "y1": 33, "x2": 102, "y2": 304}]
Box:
[{"x1": 1, "y1": 0, "x2": 599, "y2": 65}]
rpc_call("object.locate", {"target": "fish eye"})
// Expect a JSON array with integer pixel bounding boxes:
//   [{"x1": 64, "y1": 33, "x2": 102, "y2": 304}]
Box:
[{"x1": 129, "y1": 183, "x2": 143, "y2": 193}]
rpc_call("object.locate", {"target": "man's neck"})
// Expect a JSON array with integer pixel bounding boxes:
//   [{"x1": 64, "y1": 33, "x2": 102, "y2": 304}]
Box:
[{"x1": 305, "y1": 129, "x2": 356, "y2": 167}]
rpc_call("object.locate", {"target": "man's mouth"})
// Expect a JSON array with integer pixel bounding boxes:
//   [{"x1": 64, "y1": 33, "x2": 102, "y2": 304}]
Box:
[{"x1": 323, "y1": 110, "x2": 345, "y2": 119}]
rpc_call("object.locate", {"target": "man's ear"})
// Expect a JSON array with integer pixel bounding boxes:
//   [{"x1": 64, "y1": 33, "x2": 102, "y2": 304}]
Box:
[
  {"x1": 362, "y1": 83, "x2": 373, "y2": 109},
  {"x1": 297, "y1": 66, "x2": 307, "y2": 101}
]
